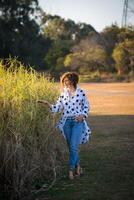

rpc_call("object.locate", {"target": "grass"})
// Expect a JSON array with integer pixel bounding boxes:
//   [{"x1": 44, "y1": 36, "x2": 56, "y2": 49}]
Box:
[
  {"x1": 36, "y1": 82, "x2": 134, "y2": 200},
  {"x1": 1, "y1": 58, "x2": 134, "y2": 199},
  {"x1": 0, "y1": 58, "x2": 66, "y2": 200},
  {"x1": 37, "y1": 115, "x2": 134, "y2": 200}
]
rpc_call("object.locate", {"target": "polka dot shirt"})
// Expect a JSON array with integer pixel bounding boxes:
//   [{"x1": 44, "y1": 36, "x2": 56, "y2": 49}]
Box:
[{"x1": 50, "y1": 85, "x2": 91, "y2": 144}]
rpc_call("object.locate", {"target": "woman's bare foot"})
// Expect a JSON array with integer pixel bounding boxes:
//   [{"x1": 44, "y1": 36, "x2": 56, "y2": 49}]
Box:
[
  {"x1": 75, "y1": 165, "x2": 81, "y2": 176},
  {"x1": 69, "y1": 170, "x2": 74, "y2": 180}
]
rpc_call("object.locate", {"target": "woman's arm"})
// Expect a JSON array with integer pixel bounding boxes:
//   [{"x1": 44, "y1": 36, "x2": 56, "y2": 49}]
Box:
[
  {"x1": 51, "y1": 96, "x2": 63, "y2": 113},
  {"x1": 37, "y1": 96, "x2": 63, "y2": 113},
  {"x1": 81, "y1": 92, "x2": 90, "y2": 119},
  {"x1": 75, "y1": 90, "x2": 90, "y2": 122}
]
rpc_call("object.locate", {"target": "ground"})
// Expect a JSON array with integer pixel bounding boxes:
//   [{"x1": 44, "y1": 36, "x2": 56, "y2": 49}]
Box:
[{"x1": 36, "y1": 82, "x2": 134, "y2": 200}]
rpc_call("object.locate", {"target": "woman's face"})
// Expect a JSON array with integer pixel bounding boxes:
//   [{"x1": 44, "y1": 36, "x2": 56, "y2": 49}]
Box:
[{"x1": 63, "y1": 77, "x2": 73, "y2": 88}]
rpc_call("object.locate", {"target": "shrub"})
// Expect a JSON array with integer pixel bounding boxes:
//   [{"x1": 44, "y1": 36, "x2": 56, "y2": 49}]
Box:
[{"x1": 0, "y1": 58, "x2": 66, "y2": 199}]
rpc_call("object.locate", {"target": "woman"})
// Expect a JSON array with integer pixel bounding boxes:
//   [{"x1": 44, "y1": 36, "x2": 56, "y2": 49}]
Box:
[{"x1": 37, "y1": 72, "x2": 91, "y2": 180}]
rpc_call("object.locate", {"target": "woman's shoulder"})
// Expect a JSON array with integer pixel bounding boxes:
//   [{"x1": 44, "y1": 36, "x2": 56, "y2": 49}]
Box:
[
  {"x1": 59, "y1": 89, "x2": 67, "y2": 98},
  {"x1": 77, "y1": 86, "x2": 85, "y2": 95},
  {"x1": 75, "y1": 87, "x2": 86, "y2": 99}
]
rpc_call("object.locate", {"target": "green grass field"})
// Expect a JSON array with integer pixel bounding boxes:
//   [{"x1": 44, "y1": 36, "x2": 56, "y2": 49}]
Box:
[{"x1": 36, "y1": 82, "x2": 134, "y2": 200}]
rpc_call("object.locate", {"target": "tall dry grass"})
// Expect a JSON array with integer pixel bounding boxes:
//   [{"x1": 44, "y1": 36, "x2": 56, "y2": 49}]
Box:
[{"x1": 0, "y1": 58, "x2": 66, "y2": 200}]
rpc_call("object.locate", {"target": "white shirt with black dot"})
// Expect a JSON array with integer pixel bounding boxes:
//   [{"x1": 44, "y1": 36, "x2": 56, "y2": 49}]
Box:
[{"x1": 51, "y1": 85, "x2": 91, "y2": 144}]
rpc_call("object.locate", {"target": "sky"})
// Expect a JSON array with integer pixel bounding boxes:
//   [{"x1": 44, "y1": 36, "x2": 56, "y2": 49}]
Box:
[{"x1": 38, "y1": 0, "x2": 134, "y2": 32}]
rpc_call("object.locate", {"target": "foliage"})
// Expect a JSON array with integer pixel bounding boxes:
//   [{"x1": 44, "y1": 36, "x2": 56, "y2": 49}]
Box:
[
  {"x1": 44, "y1": 39, "x2": 73, "y2": 71},
  {"x1": 117, "y1": 27, "x2": 134, "y2": 42},
  {"x1": 100, "y1": 24, "x2": 121, "y2": 55},
  {"x1": 112, "y1": 39, "x2": 134, "y2": 74},
  {"x1": 43, "y1": 16, "x2": 66, "y2": 40},
  {"x1": 0, "y1": 0, "x2": 134, "y2": 76},
  {"x1": 41, "y1": 14, "x2": 96, "y2": 71},
  {"x1": 64, "y1": 37, "x2": 108, "y2": 72},
  {"x1": 41, "y1": 14, "x2": 96, "y2": 42},
  {"x1": 101, "y1": 25, "x2": 134, "y2": 75},
  {"x1": 0, "y1": 58, "x2": 66, "y2": 199},
  {"x1": 79, "y1": 71, "x2": 101, "y2": 82},
  {"x1": 0, "y1": 0, "x2": 50, "y2": 70}
]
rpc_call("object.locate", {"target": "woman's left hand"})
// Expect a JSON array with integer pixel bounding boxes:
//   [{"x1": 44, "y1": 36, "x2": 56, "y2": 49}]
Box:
[{"x1": 75, "y1": 115, "x2": 84, "y2": 122}]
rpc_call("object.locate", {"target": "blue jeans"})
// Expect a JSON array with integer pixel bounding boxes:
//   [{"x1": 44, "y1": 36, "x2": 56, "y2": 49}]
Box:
[{"x1": 63, "y1": 117, "x2": 84, "y2": 170}]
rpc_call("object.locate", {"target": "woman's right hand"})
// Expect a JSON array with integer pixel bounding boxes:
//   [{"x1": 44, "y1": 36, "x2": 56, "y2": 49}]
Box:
[{"x1": 37, "y1": 100, "x2": 51, "y2": 108}]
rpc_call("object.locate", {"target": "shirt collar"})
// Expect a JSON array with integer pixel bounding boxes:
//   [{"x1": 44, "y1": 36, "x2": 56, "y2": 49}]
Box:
[{"x1": 64, "y1": 85, "x2": 80, "y2": 95}]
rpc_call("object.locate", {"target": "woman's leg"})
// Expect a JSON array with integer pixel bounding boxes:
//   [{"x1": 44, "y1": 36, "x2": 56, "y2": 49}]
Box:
[
  {"x1": 63, "y1": 119, "x2": 74, "y2": 179},
  {"x1": 63, "y1": 119, "x2": 72, "y2": 146},
  {"x1": 69, "y1": 121, "x2": 84, "y2": 170},
  {"x1": 63, "y1": 119, "x2": 73, "y2": 167}
]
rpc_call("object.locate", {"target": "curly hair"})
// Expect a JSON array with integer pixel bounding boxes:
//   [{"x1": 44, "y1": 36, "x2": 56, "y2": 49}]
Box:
[{"x1": 60, "y1": 72, "x2": 79, "y2": 89}]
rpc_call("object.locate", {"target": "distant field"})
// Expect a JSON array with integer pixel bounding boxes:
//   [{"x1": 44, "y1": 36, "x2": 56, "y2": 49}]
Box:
[{"x1": 80, "y1": 82, "x2": 134, "y2": 115}]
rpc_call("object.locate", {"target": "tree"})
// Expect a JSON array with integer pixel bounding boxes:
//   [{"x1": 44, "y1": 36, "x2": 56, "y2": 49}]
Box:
[
  {"x1": 100, "y1": 24, "x2": 121, "y2": 55},
  {"x1": 64, "y1": 37, "x2": 108, "y2": 72},
  {"x1": 42, "y1": 16, "x2": 66, "y2": 40},
  {"x1": 41, "y1": 13, "x2": 97, "y2": 72},
  {"x1": 41, "y1": 13, "x2": 96, "y2": 42},
  {"x1": 112, "y1": 39, "x2": 134, "y2": 74},
  {"x1": 0, "y1": 0, "x2": 50, "y2": 70},
  {"x1": 117, "y1": 26, "x2": 134, "y2": 42},
  {"x1": 44, "y1": 39, "x2": 72, "y2": 71},
  {"x1": 76, "y1": 22, "x2": 96, "y2": 41}
]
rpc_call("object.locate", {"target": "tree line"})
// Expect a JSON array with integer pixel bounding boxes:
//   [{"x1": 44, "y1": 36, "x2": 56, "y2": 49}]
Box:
[{"x1": 0, "y1": 0, "x2": 134, "y2": 76}]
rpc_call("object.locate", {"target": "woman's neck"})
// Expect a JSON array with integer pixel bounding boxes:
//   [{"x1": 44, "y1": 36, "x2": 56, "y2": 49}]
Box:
[
  {"x1": 67, "y1": 86, "x2": 76, "y2": 96},
  {"x1": 68, "y1": 85, "x2": 75, "y2": 91}
]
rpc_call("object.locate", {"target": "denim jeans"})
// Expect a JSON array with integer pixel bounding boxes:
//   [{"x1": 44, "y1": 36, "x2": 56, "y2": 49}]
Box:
[{"x1": 63, "y1": 117, "x2": 84, "y2": 170}]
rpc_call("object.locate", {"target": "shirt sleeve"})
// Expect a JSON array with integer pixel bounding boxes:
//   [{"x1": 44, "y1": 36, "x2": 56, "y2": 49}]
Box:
[
  {"x1": 81, "y1": 92, "x2": 90, "y2": 118},
  {"x1": 50, "y1": 95, "x2": 63, "y2": 113}
]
